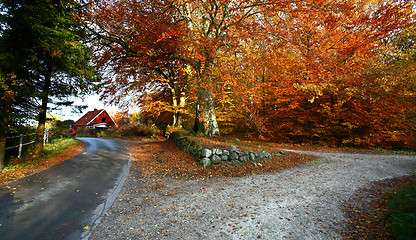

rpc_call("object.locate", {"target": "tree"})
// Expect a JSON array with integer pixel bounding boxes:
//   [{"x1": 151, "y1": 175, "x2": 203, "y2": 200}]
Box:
[
  {"x1": 83, "y1": 0, "x2": 414, "y2": 144},
  {"x1": 232, "y1": 0, "x2": 415, "y2": 146},
  {"x1": 205, "y1": 0, "x2": 414, "y2": 146},
  {"x1": 0, "y1": 73, "x2": 15, "y2": 169},
  {"x1": 84, "y1": 0, "x2": 289, "y2": 136},
  {"x1": 169, "y1": 0, "x2": 277, "y2": 136},
  {"x1": 1, "y1": 0, "x2": 97, "y2": 157},
  {"x1": 82, "y1": 0, "x2": 189, "y2": 129}
]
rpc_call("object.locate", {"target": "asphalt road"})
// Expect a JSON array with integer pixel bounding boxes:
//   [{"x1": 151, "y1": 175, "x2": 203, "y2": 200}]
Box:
[{"x1": 0, "y1": 138, "x2": 130, "y2": 240}]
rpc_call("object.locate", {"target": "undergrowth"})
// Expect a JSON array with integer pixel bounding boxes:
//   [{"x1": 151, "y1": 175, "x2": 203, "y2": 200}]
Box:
[
  {"x1": 386, "y1": 182, "x2": 416, "y2": 240},
  {"x1": 372, "y1": 147, "x2": 416, "y2": 155}
]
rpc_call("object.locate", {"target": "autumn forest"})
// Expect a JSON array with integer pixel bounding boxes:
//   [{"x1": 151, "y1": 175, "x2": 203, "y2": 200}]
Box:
[
  {"x1": 1, "y1": 0, "x2": 416, "y2": 169},
  {"x1": 84, "y1": 0, "x2": 416, "y2": 149}
]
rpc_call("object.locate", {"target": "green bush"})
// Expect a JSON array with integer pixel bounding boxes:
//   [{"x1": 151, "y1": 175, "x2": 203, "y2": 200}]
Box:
[
  {"x1": 386, "y1": 183, "x2": 416, "y2": 240},
  {"x1": 75, "y1": 127, "x2": 97, "y2": 137},
  {"x1": 49, "y1": 120, "x2": 74, "y2": 139}
]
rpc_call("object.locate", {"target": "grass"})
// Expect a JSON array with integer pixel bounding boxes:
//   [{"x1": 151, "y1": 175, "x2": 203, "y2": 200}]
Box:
[
  {"x1": 2, "y1": 138, "x2": 80, "y2": 172},
  {"x1": 371, "y1": 147, "x2": 416, "y2": 155},
  {"x1": 386, "y1": 182, "x2": 416, "y2": 240},
  {"x1": 43, "y1": 138, "x2": 80, "y2": 157},
  {"x1": 0, "y1": 137, "x2": 84, "y2": 185}
]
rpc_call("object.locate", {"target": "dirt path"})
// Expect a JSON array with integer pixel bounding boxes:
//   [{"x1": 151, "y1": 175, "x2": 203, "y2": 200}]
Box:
[{"x1": 91, "y1": 150, "x2": 416, "y2": 239}]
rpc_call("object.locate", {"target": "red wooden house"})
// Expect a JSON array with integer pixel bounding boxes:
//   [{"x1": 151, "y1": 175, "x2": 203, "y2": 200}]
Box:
[{"x1": 72, "y1": 109, "x2": 116, "y2": 130}]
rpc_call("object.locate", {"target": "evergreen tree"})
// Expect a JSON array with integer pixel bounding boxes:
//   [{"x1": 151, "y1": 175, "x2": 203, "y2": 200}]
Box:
[{"x1": 0, "y1": 0, "x2": 97, "y2": 163}]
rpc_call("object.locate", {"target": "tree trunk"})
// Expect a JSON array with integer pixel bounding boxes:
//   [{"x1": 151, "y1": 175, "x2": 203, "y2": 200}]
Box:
[
  {"x1": 172, "y1": 90, "x2": 187, "y2": 129},
  {"x1": 0, "y1": 136, "x2": 6, "y2": 170},
  {"x1": 171, "y1": 87, "x2": 179, "y2": 127},
  {"x1": 177, "y1": 91, "x2": 186, "y2": 128},
  {"x1": 0, "y1": 116, "x2": 8, "y2": 170},
  {"x1": 178, "y1": 1, "x2": 221, "y2": 136},
  {"x1": 193, "y1": 83, "x2": 220, "y2": 137},
  {"x1": 168, "y1": 83, "x2": 184, "y2": 128},
  {"x1": 0, "y1": 95, "x2": 12, "y2": 170},
  {"x1": 33, "y1": 71, "x2": 52, "y2": 157}
]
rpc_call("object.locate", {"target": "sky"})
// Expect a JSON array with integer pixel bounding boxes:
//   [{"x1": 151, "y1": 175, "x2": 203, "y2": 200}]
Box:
[{"x1": 53, "y1": 94, "x2": 121, "y2": 121}]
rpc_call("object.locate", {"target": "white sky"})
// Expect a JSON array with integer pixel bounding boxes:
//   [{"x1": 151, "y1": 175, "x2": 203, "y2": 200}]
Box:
[{"x1": 52, "y1": 94, "x2": 122, "y2": 121}]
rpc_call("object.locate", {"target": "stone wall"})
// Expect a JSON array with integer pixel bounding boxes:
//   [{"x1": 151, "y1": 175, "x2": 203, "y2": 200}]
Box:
[{"x1": 169, "y1": 132, "x2": 272, "y2": 168}]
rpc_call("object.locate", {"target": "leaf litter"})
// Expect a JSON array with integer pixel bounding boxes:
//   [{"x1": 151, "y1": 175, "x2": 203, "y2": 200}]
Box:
[
  {"x1": 0, "y1": 141, "x2": 85, "y2": 186},
  {"x1": 90, "y1": 138, "x2": 416, "y2": 239}
]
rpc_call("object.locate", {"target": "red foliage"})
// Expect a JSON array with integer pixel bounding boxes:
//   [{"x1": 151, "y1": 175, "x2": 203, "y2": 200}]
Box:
[
  {"x1": 81, "y1": 0, "x2": 416, "y2": 148},
  {"x1": 213, "y1": 0, "x2": 415, "y2": 148}
]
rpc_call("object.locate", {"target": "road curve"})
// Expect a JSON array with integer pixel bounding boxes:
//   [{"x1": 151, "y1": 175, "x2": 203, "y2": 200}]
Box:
[
  {"x1": 91, "y1": 149, "x2": 416, "y2": 239},
  {"x1": 0, "y1": 138, "x2": 130, "y2": 240}
]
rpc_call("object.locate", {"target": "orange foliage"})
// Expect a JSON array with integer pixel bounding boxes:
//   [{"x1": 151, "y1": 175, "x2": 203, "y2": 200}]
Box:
[
  {"x1": 82, "y1": 0, "x2": 415, "y2": 149},
  {"x1": 81, "y1": 0, "x2": 189, "y2": 127},
  {"x1": 213, "y1": 0, "x2": 415, "y2": 148}
]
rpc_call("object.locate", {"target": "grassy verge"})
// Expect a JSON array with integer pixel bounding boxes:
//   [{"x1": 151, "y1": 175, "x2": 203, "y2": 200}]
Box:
[
  {"x1": 386, "y1": 182, "x2": 416, "y2": 240},
  {"x1": 1, "y1": 138, "x2": 84, "y2": 185},
  {"x1": 3, "y1": 138, "x2": 80, "y2": 171},
  {"x1": 43, "y1": 138, "x2": 81, "y2": 157},
  {"x1": 371, "y1": 147, "x2": 416, "y2": 155}
]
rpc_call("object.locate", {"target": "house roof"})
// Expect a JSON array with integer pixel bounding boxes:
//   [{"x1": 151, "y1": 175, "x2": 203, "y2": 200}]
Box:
[{"x1": 73, "y1": 109, "x2": 105, "y2": 126}]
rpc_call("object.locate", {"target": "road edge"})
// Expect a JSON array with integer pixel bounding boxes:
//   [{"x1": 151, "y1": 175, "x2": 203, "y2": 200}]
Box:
[{"x1": 81, "y1": 140, "x2": 132, "y2": 240}]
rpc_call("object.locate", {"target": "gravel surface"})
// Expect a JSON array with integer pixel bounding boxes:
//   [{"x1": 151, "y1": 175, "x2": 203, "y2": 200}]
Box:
[{"x1": 90, "y1": 150, "x2": 416, "y2": 240}]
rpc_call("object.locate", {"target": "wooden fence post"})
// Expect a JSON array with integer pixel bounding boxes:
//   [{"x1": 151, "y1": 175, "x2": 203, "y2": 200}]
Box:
[
  {"x1": 44, "y1": 128, "x2": 49, "y2": 145},
  {"x1": 18, "y1": 134, "x2": 23, "y2": 158}
]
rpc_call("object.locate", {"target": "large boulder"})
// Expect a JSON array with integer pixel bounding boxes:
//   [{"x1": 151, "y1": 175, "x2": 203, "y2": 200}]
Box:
[
  {"x1": 229, "y1": 151, "x2": 239, "y2": 161},
  {"x1": 232, "y1": 159, "x2": 241, "y2": 165},
  {"x1": 229, "y1": 145, "x2": 241, "y2": 154},
  {"x1": 213, "y1": 149, "x2": 223, "y2": 155},
  {"x1": 221, "y1": 155, "x2": 229, "y2": 162},
  {"x1": 259, "y1": 151, "x2": 272, "y2": 160},
  {"x1": 200, "y1": 148, "x2": 212, "y2": 158},
  {"x1": 240, "y1": 153, "x2": 250, "y2": 163},
  {"x1": 249, "y1": 151, "x2": 256, "y2": 161},
  {"x1": 210, "y1": 155, "x2": 222, "y2": 165},
  {"x1": 200, "y1": 157, "x2": 211, "y2": 168}
]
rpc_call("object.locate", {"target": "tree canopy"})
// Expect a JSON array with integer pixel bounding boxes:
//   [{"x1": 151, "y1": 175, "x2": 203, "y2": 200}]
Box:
[
  {"x1": 0, "y1": 0, "x2": 411, "y2": 155},
  {"x1": 0, "y1": 0, "x2": 98, "y2": 165},
  {"x1": 80, "y1": 0, "x2": 415, "y2": 149}
]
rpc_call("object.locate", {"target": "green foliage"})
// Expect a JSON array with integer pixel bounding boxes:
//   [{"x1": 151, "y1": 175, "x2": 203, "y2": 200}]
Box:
[
  {"x1": 386, "y1": 183, "x2": 416, "y2": 240},
  {"x1": 0, "y1": 0, "x2": 98, "y2": 134},
  {"x1": 1, "y1": 0, "x2": 97, "y2": 92},
  {"x1": 74, "y1": 127, "x2": 97, "y2": 137},
  {"x1": 165, "y1": 125, "x2": 187, "y2": 137},
  {"x1": 371, "y1": 147, "x2": 416, "y2": 155},
  {"x1": 49, "y1": 120, "x2": 74, "y2": 139},
  {"x1": 4, "y1": 126, "x2": 36, "y2": 163},
  {"x1": 143, "y1": 121, "x2": 163, "y2": 139},
  {"x1": 43, "y1": 138, "x2": 79, "y2": 156}
]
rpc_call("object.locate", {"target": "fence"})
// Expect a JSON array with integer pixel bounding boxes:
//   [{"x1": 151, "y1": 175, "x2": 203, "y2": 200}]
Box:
[{"x1": 5, "y1": 129, "x2": 49, "y2": 158}]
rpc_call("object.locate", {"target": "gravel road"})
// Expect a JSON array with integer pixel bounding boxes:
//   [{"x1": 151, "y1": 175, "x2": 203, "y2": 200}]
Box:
[{"x1": 91, "y1": 150, "x2": 416, "y2": 240}]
